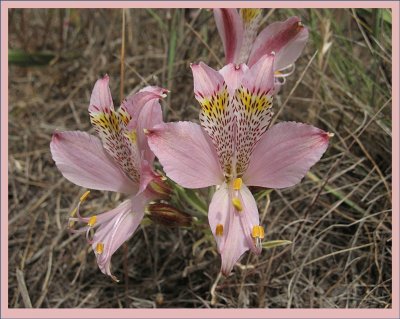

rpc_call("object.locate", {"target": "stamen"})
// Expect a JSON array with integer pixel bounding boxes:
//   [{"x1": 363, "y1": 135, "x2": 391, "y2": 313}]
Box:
[
  {"x1": 259, "y1": 226, "x2": 265, "y2": 239},
  {"x1": 215, "y1": 224, "x2": 224, "y2": 236},
  {"x1": 80, "y1": 190, "x2": 90, "y2": 202},
  {"x1": 95, "y1": 242, "x2": 104, "y2": 254},
  {"x1": 233, "y1": 178, "x2": 243, "y2": 191},
  {"x1": 327, "y1": 132, "x2": 335, "y2": 138},
  {"x1": 252, "y1": 225, "x2": 261, "y2": 238},
  {"x1": 87, "y1": 215, "x2": 97, "y2": 227},
  {"x1": 232, "y1": 197, "x2": 243, "y2": 212}
]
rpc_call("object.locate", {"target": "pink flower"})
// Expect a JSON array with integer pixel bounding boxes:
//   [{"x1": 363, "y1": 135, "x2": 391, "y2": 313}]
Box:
[
  {"x1": 214, "y1": 9, "x2": 309, "y2": 87},
  {"x1": 147, "y1": 55, "x2": 331, "y2": 276},
  {"x1": 50, "y1": 75, "x2": 168, "y2": 281}
]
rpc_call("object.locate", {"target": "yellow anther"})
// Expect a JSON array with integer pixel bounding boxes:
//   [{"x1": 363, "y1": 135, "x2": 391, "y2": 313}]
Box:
[
  {"x1": 216, "y1": 224, "x2": 224, "y2": 237},
  {"x1": 70, "y1": 207, "x2": 78, "y2": 217},
  {"x1": 259, "y1": 226, "x2": 265, "y2": 239},
  {"x1": 96, "y1": 242, "x2": 104, "y2": 254},
  {"x1": 87, "y1": 215, "x2": 97, "y2": 227},
  {"x1": 233, "y1": 178, "x2": 243, "y2": 191},
  {"x1": 297, "y1": 21, "x2": 303, "y2": 27},
  {"x1": 232, "y1": 197, "x2": 243, "y2": 212},
  {"x1": 327, "y1": 132, "x2": 335, "y2": 138},
  {"x1": 252, "y1": 225, "x2": 265, "y2": 239},
  {"x1": 252, "y1": 225, "x2": 261, "y2": 238},
  {"x1": 143, "y1": 128, "x2": 150, "y2": 134},
  {"x1": 80, "y1": 191, "x2": 90, "y2": 202}
]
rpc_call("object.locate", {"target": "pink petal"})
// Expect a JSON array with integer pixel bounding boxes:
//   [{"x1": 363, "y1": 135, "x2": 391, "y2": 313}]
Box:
[
  {"x1": 208, "y1": 183, "x2": 231, "y2": 253},
  {"x1": 147, "y1": 122, "x2": 224, "y2": 188},
  {"x1": 233, "y1": 54, "x2": 275, "y2": 175},
  {"x1": 92, "y1": 194, "x2": 148, "y2": 281},
  {"x1": 219, "y1": 63, "x2": 248, "y2": 97},
  {"x1": 122, "y1": 86, "x2": 167, "y2": 123},
  {"x1": 244, "y1": 122, "x2": 330, "y2": 188},
  {"x1": 50, "y1": 131, "x2": 137, "y2": 194},
  {"x1": 88, "y1": 75, "x2": 114, "y2": 113},
  {"x1": 241, "y1": 53, "x2": 275, "y2": 94},
  {"x1": 192, "y1": 62, "x2": 236, "y2": 175},
  {"x1": 191, "y1": 62, "x2": 225, "y2": 100},
  {"x1": 133, "y1": 97, "x2": 163, "y2": 165},
  {"x1": 248, "y1": 16, "x2": 309, "y2": 70},
  {"x1": 208, "y1": 183, "x2": 261, "y2": 276},
  {"x1": 213, "y1": 9, "x2": 244, "y2": 64},
  {"x1": 138, "y1": 159, "x2": 157, "y2": 195}
]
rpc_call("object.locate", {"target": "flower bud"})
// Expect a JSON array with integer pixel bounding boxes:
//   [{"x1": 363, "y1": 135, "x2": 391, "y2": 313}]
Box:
[
  {"x1": 146, "y1": 202, "x2": 193, "y2": 227},
  {"x1": 147, "y1": 175, "x2": 173, "y2": 199}
]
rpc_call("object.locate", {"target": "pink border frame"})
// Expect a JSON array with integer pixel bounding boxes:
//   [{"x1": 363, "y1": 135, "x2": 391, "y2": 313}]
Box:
[{"x1": 1, "y1": 1, "x2": 398, "y2": 318}]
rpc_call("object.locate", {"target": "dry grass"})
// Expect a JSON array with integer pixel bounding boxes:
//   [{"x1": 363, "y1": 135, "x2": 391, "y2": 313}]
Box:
[{"x1": 8, "y1": 8, "x2": 392, "y2": 308}]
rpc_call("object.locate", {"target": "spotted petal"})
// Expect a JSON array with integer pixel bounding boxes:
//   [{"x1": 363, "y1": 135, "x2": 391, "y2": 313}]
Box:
[
  {"x1": 50, "y1": 131, "x2": 137, "y2": 194},
  {"x1": 244, "y1": 121, "x2": 330, "y2": 188},
  {"x1": 89, "y1": 77, "x2": 141, "y2": 182},
  {"x1": 234, "y1": 54, "x2": 275, "y2": 175},
  {"x1": 191, "y1": 62, "x2": 236, "y2": 176}
]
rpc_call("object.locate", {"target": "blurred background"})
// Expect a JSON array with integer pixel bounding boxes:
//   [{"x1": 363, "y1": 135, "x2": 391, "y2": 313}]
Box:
[{"x1": 8, "y1": 8, "x2": 392, "y2": 308}]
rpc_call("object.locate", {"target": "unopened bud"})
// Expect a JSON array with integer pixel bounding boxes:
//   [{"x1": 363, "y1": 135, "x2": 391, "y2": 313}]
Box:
[
  {"x1": 148, "y1": 175, "x2": 173, "y2": 199},
  {"x1": 147, "y1": 202, "x2": 193, "y2": 227}
]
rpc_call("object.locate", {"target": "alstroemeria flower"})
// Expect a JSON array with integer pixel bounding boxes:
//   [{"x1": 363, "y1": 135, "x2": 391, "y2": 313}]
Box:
[
  {"x1": 50, "y1": 75, "x2": 168, "y2": 281},
  {"x1": 214, "y1": 9, "x2": 309, "y2": 86},
  {"x1": 147, "y1": 55, "x2": 331, "y2": 275}
]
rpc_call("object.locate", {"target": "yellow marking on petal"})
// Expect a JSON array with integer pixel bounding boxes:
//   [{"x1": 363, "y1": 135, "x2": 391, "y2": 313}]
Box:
[
  {"x1": 95, "y1": 242, "x2": 104, "y2": 255},
  {"x1": 87, "y1": 215, "x2": 97, "y2": 227},
  {"x1": 233, "y1": 178, "x2": 243, "y2": 191},
  {"x1": 80, "y1": 191, "x2": 90, "y2": 202},
  {"x1": 216, "y1": 224, "x2": 224, "y2": 236},
  {"x1": 124, "y1": 130, "x2": 137, "y2": 143},
  {"x1": 238, "y1": 87, "x2": 273, "y2": 113},
  {"x1": 232, "y1": 197, "x2": 243, "y2": 212},
  {"x1": 199, "y1": 89, "x2": 229, "y2": 119},
  {"x1": 240, "y1": 8, "x2": 262, "y2": 24}
]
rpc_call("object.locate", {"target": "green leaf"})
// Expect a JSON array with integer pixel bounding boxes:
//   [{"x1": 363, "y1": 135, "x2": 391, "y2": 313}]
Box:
[
  {"x1": 262, "y1": 240, "x2": 292, "y2": 250},
  {"x1": 9, "y1": 49, "x2": 55, "y2": 67}
]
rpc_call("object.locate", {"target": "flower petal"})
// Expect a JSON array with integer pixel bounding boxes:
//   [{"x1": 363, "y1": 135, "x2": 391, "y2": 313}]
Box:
[
  {"x1": 244, "y1": 121, "x2": 330, "y2": 188},
  {"x1": 213, "y1": 9, "x2": 244, "y2": 64},
  {"x1": 88, "y1": 75, "x2": 114, "y2": 113},
  {"x1": 234, "y1": 54, "x2": 275, "y2": 175},
  {"x1": 89, "y1": 77, "x2": 141, "y2": 182},
  {"x1": 92, "y1": 195, "x2": 148, "y2": 281},
  {"x1": 248, "y1": 16, "x2": 309, "y2": 70},
  {"x1": 50, "y1": 131, "x2": 137, "y2": 194},
  {"x1": 122, "y1": 86, "x2": 168, "y2": 124},
  {"x1": 219, "y1": 63, "x2": 248, "y2": 97},
  {"x1": 147, "y1": 121, "x2": 224, "y2": 188},
  {"x1": 237, "y1": 9, "x2": 263, "y2": 64},
  {"x1": 192, "y1": 62, "x2": 236, "y2": 175},
  {"x1": 209, "y1": 182, "x2": 261, "y2": 276}
]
